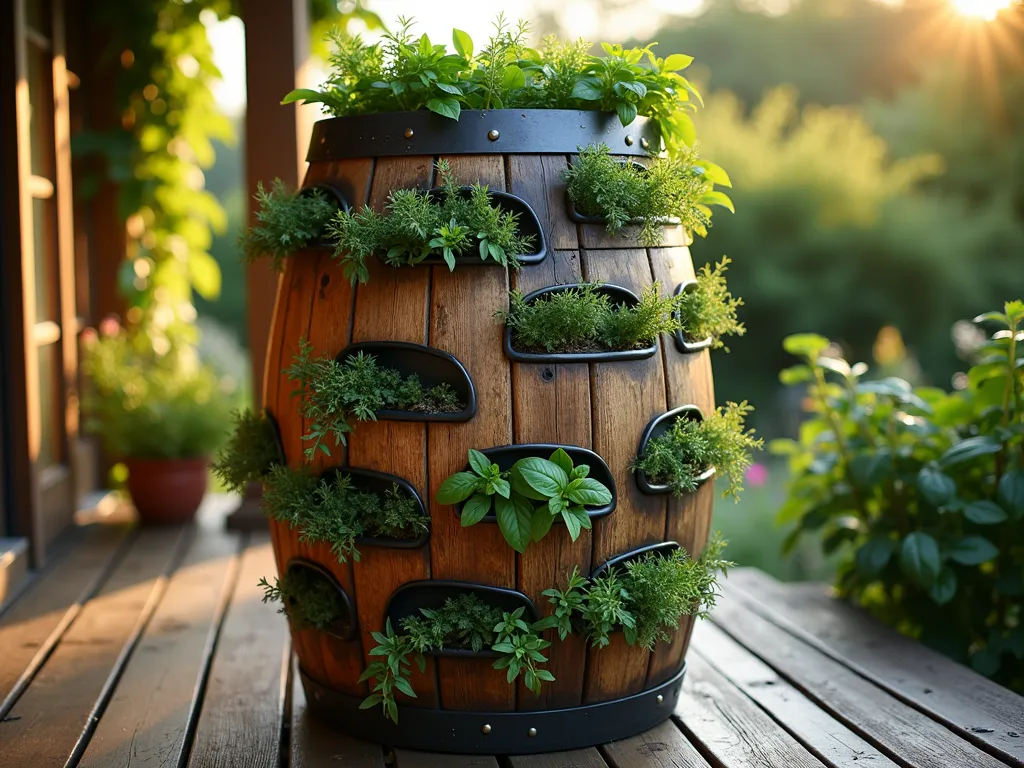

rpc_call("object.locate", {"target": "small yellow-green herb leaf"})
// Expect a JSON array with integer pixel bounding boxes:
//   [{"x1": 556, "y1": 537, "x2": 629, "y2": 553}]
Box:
[
  {"x1": 662, "y1": 53, "x2": 694, "y2": 71},
  {"x1": 452, "y1": 28, "x2": 473, "y2": 59}
]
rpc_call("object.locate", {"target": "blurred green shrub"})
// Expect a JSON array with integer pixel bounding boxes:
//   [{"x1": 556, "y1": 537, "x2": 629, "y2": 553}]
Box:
[{"x1": 772, "y1": 303, "x2": 1024, "y2": 691}]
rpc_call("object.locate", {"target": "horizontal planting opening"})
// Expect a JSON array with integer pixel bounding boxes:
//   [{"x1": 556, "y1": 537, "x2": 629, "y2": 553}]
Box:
[
  {"x1": 263, "y1": 408, "x2": 287, "y2": 467},
  {"x1": 452, "y1": 444, "x2": 617, "y2": 522},
  {"x1": 383, "y1": 580, "x2": 538, "y2": 658},
  {"x1": 591, "y1": 541, "x2": 681, "y2": 581},
  {"x1": 320, "y1": 466, "x2": 430, "y2": 550},
  {"x1": 673, "y1": 281, "x2": 712, "y2": 354},
  {"x1": 335, "y1": 342, "x2": 477, "y2": 423},
  {"x1": 502, "y1": 283, "x2": 659, "y2": 364},
  {"x1": 282, "y1": 558, "x2": 356, "y2": 641},
  {"x1": 565, "y1": 159, "x2": 681, "y2": 226},
  {"x1": 298, "y1": 183, "x2": 350, "y2": 248},
  {"x1": 635, "y1": 405, "x2": 717, "y2": 495},
  {"x1": 413, "y1": 186, "x2": 546, "y2": 267}
]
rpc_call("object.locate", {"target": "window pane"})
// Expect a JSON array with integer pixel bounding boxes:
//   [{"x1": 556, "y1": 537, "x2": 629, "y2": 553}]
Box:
[{"x1": 32, "y1": 197, "x2": 57, "y2": 323}]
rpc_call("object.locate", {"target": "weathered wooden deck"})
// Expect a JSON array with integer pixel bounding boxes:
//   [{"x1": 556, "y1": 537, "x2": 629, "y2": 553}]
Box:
[{"x1": 1, "y1": 499, "x2": 1022, "y2": 768}]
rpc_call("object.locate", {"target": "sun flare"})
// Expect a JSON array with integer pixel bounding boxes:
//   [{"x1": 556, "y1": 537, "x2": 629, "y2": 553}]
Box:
[{"x1": 950, "y1": 0, "x2": 1014, "y2": 21}]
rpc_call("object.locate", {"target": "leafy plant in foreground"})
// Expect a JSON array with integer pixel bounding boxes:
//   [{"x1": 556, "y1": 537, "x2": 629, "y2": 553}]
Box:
[
  {"x1": 773, "y1": 302, "x2": 1024, "y2": 690},
  {"x1": 283, "y1": 16, "x2": 705, "y2": 153},
  {"x1": 676, "y1": 257, "x2": 745, "y2": 350},
  {"x1": 259, "y1": 567, "x2": 346, "y2": 632},
  {"x1": 211, "y1": 409, "x2": 281, "y2": 493},
  {"x1": 436, "y1": 448, "x2": 613, "y2": 552},
  {"x1": 360, "y1": 593, "x2": 552, "y2": 723},
  {"x1": 261, "y1": 466, "x2": 427, "y2": 563},
  {"x1": 565, "y1": 144, "x2": 733, "y2": 246},
  {"x1": 286, "y1": 340, "x2": 462, "y2": 459},
  {"x1": 631, "y1": 403, "x2": 763, "y2": 499},
  {"x1": 536, "y1": 533, "x2": 732, "y2": 651},
  {"x1": 329, "y1": 159, "x2": 536, "y2": 283},
  {"x1": 241, "y1": 180, "x2": 337, "y2": 271},
  {"x1": 500, "y1": 281, "x2": 691, "y2": 354}
]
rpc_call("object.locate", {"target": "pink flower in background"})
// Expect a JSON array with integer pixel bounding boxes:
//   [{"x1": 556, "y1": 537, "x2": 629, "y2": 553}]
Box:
[
  {"x1": 99, "y1": 315, "x2": 121, "y2": 337},
  {"x1": 745, "y1": 463, "x2": 768, "y2": 487}
]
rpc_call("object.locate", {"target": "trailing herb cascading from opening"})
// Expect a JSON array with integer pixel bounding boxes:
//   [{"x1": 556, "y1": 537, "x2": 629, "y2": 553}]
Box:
[
  {"x1": 259, "y1": 567, "x2": 346, "y2": 632},
  {"x1": 564, "y1": 144, "x2": 733, "y2": 246},
  {"x1": 436, "y1": 448, "x2": 613, "y2": 552},
  {"x1": 286, "y1": 341, "x2": 463, "y2": 459},
  {"x1": 262, "y1": 466, "x2": 427, "y2": 563},
  {"x1": 241, "y1": 180, "x2": 337, "y2": 271},
  {"x1": 500, "y1": 281, "x2": 698, "y2": 354},
  {"x1": 211, "y1": 408, "x2": 281, "y2": 493},
  {"x1": 360, "y1": 593, "x2": 552, "y2": 723},
  {"x1": 677, "y1": 257, "x2": 745, "y2": 350},
  {"x1": 328, "y1": 159, "x2": 536, "y2": 284},
  {"x1": 283, "y1": 15, "x2": 705, "y2": 154},
  {"x1": 631, "y1": 403, "x2": 763, "y2": 499},
  {"x1": 537, "y1": 534, "x2": 732, "y2": 650}
]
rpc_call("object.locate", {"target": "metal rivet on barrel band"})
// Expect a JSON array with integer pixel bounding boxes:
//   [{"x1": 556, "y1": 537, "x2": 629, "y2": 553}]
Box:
[
  {"x1": 656, "y1": 694, "x2": 664, "y2": 705},
  {"x1": 640, "y1": 137, "x2": 650, "y2": 150},
  {"x1": 528, "y1": 727, "x2": 538, "y2": 737},
  {"x1": 403, "y1": 127, "x2": 414, "y2": 139},
  {"x1": 624, "y1": 135, "x2": 634, "y2": 146},
  {"x1": 488, "y1": 129, "x2": 500, "y2": 141},
  {"x1": 481, "y1": 724, "x2": 492, "y2": 734}
]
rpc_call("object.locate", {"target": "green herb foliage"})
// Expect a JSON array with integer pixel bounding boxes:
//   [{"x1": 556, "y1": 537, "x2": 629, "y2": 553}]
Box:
[
  {"x1": 286, "y1": 341, "x2": 462, "y2": 459},
  {"x1": 677, "y1": 257, "x2": 745, "y2": 350},
  {"x1": 360, "y1": 595, "x2": 552, "y2": 723},
  {"x1": 564, "y1": 144, "x2": 733, "y2": 246},
  {"x1": 436, "y1": 448, "x2": 613, "y2": 553},
  {"x1": 536, "y1": 534, "x2": 732, "y2": 651},
  {"x1": 262, "y1": 466, "x2": 427, "y2": 563},
  {"x1": 241, "y1": 180, "x2": 337, "y2": 271},
  {"x1": 212, "y1": 409, "x2": 281, "y2": 493},
  {"x1": 773, "y1": 302, "x2": 1024, "y2": 691},
  {"x1": 328, "y1": 160, "x2": 535, "y2": 284},
  {"x1": 631, "y1": 403, "x2": 763, "y2": 499},
  {"x1": 283, "y1": 16, "x2": 705, "y2": 154},
  {"x1": 501, "y1": 281, "x2": 693, "y2": 354},
  {"x1": 259, "y1": 567, "x2": 346, "y2": 632}
]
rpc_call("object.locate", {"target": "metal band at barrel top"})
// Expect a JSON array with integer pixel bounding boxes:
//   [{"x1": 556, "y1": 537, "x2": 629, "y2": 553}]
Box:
[{"x1": 306, "y1": 110, "x2": 662, "y2": 160}]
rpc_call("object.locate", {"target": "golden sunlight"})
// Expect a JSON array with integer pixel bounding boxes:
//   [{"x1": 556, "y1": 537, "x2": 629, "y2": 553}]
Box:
[{"x1": 950, "y1": 0, "x2": 1015, "y2": 21}]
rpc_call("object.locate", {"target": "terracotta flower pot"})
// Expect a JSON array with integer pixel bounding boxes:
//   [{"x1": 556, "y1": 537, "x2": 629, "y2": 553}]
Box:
[{"x1": 123, "y1": 456, "x2": 209, "y2": 525}]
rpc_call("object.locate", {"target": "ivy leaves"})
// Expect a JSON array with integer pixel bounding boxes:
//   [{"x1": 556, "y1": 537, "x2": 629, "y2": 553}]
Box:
[{"x1": 436, "y1": 448, "x2": 613, "y2": 553}]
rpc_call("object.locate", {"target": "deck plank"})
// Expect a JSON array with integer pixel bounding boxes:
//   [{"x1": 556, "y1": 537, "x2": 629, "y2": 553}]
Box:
[
  {"x1": 711, "y1": 592, "x2": 1008, "y2": 768},
  {"x1": 393, "y1": 749, "x2": 500, "y2": 768},
  {"x1": 187, "y1": 533, "x2": 290, "y2": 768},
  {"x1": 728, "y1": 569, "x2": 1024, "y2": 765},
  {"x1": 600, "y1": 719, "x2": 710, "y2": 768},
  {"x1": 0, "y1": 526, "x2": 188, "y2": 766},
  {"x1": 675, "y1": 652, "x2": 828, "y2": 768},
  {"x1": 77, "y1": 525, "x2": 243, "y2": 767},
  {"x1": 290, "y1": 658, "x2": 386, "y2": 768},
  {"x1": 0, "y1": 522, "x2": 132, "y2": 715},
  {"x1": 509, "y1": 748, "x2": 610, "y2": 767},
  {"x1": 691, "y1": 621, "x2": 899, "y2": 768}
]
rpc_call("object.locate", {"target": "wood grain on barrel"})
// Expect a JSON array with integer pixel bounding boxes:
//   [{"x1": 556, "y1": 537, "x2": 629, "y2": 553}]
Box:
[
  {"x1": 349, "y1": 155, "x2": 438, "y2": 707},
  {"x1": 428, "y1": 154, "x2": 516, "y2": 710},
  {"x1": 580, "y1": 249, "x2": 668, "y2": 704},
  {"x1": 647, "y1": 246, "x2": 716, "y2": 686},
  {"x1": 507, "y1": 153, "x2": 576, "y2": 250}
]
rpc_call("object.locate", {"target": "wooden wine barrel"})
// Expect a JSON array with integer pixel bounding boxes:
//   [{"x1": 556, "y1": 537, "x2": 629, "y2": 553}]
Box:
[{"x1": 262, "y1": 110, "x2": 716, "y2": 754}]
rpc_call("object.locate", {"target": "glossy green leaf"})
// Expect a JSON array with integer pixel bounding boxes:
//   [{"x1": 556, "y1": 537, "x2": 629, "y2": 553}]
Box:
[
  {"x1": 615, "y1": 100, "x2": 638, "y2": 127},
  {"x1": 468, "y1": 449, "x2": 492, "y2": 477},
  {"x1": 571, "y1": 78, "x2": 602, "y2": 100},
  {"x1": 426, "y1": 97, "x2": 461, "y2": 120},
  {"x1": 900, "y1": 532, "x2": 941, "y2": 588},
  {"x1": 436, "y1": 471, "x2": 480, "y2": 504},
  {"x1": 461, "y1": 492, "x2": 492, "y2": 526},
  {"x1": 517, "y1": 457, "x2": 569, "y2": 497},
  {"x1": 948, "y1": 536, "x2": 999, "y2": 565},
  {"x1": 939, "y1": 436, "x2": 1002, "y2": 467},
  {"x1": 917, "y1": 467, "x2": 956, "y2": 507},
  {"x1": 855, "y1": 537, "x2": 896, "y2": 576},
  {"x1": 997, "y1": 470, "x2": 1024, "y2": 518},
  {"x1": 501, "y1": 65, "x2": 526, "y2": 90},
  {"x1": 783, "y1": 333, "x2": 830, "y2": 359},
  {"x1": 929, "y1": 567, "x2": 958, "y2": 605},
  {"x1": 662, "y1": 53, "x2": 694, "y2": 71},
  {"x1": 549, "y1": 448, "x2": 574, "y2": 477},
  {"x1": 963, "y1": 500, "x2": 1007, "y2": 525},
  {"x1": 452, "y1": 28, "x2": 473, "y2": 58},
  {"x1": 566, "y1": 477, "x2": 613, "y2": 507},
  {"x1": 701, "y1": 190, "x2": 735, "y2": 213},
  {"x1": 496, "y1": 494, "x2": 534, "y2": 552},
  {"x1": 531, "y1": 506, "x2": 555, "y2": 542}
]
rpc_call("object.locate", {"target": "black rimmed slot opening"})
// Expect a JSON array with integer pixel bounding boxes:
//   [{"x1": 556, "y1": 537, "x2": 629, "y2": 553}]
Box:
[
  {"x1": 319, "y1": 466, "x2": 430, "y2": 550},
  {"x1": 672, "y1": 281, "x2": 712, "y2": 354},
  {"x1": 263, "y1": 408, "x2": 287, "y2": 468},
  {"x1": 297, "y1": 183, "x2": 350, "y2": 248},
  {"x1": 565, "y1": 159, "x2": 681, "y2": 226},
  {"x1": 284, "y1": 558, "x2": 356, "y2": 641},
  {"x1": 502, "y1": 283, "x2": 659, "y2": 364},
  {"x1": 635, "y1": 405, "x2": 717, "y2": 495},
  {"x1": 383, "y1": 581, "x2": 538, "y2": 658},
  {"x1": 591, "y1": 541, "x2": 681, "y2": 582},
  {"x1": 451, "y1": 444, "x2": 617, "y2": 522},
  {"x1": 334, "y1": 341, "x2": 477, "y2": 423}
]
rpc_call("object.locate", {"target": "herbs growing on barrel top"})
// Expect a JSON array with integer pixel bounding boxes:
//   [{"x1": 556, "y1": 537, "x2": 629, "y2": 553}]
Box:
[
  {"x1": 241, "y1": 180, "x2": 337, "y2": 271},
  {"x1": 212, "y1": 408, "x2": 281, "y2": 493},
  {"x1": 677, "y1": 257, "x2": 745, "y2": 350},
  {"x1": 360, "y1": 593, "x2": 552, "y2": 723},
  {"x1": 537, "y1": 534, "x2": 732, "y2": 650},
  {"x1": 287, "y1": 340, "x2": 463, "y2": 459},
  {"x1": 259, "y1": 567, "x2": 347, "y2": 632},
  {"x1": 284, "y1": 15, "x2": 705, "y2": 154},
  {"x1": 501, "y1": 281, "x2": 691, "y2": 354},
  {"x1": 772, "y1": 302, "x2": 1024, "y2": 689},
  {"x1": 631, "y1": 403, "x2": 763, "y2": 499},
  {"x1": 262, "y1": 466, "x2": 427, "y2": 563},
  {"x1": 436, "y1": 448, "x2": 613, "y2": 552},
  {"x1": 565, "y1": 144, "x2": 733, "y2": 246},
  {"x1": 328, "y1": 159, "x2": 536, "y2": 284}
]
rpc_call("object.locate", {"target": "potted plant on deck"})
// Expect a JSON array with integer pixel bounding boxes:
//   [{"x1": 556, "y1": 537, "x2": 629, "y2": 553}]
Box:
[{"x1": 81, "y1": 316, "x2": 232, "y2": 524}]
